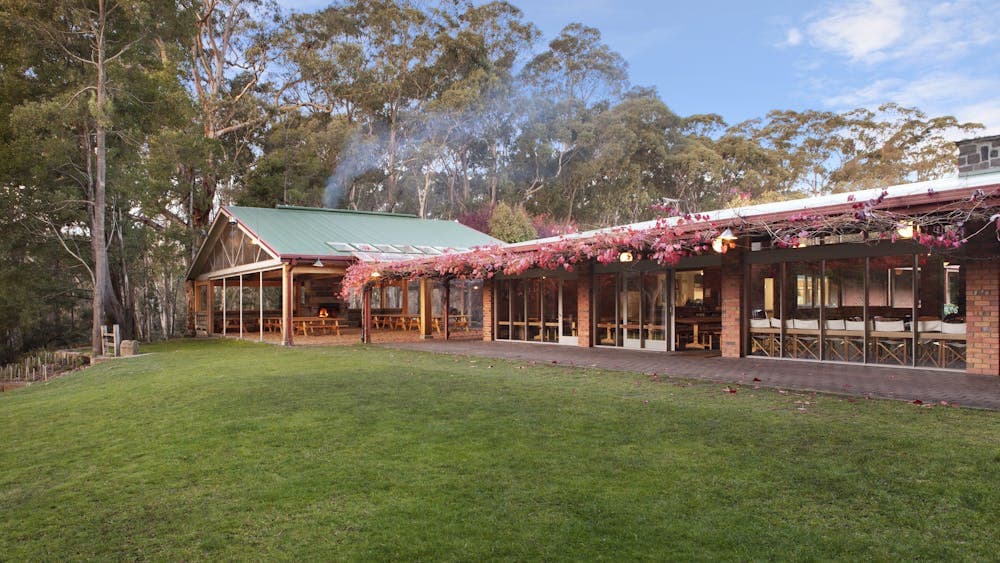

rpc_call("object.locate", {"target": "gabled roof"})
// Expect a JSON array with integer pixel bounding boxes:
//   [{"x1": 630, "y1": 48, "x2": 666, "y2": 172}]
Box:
[
  {"x1": 227, "y1": 205, "x2": 498, "y2": 260},
  {"x1": 188, "y1": 205, "x2": 501, "y2": 279}
]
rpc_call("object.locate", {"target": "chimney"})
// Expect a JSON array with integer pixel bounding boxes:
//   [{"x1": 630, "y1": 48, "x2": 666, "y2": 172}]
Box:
[{"x1": 957, "y1": 135, "x2": 1000, "y2": 176}]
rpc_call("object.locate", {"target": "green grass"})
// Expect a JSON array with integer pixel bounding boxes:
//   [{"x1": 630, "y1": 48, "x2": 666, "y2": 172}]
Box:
[{"x1": 1, "y1": 339, "x2": 998, "y2": 560}]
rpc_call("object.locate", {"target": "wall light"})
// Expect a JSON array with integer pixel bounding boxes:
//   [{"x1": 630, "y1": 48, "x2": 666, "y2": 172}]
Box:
[
  {"x1": 896, "y1": 221, "x2": 915, "y2": 239},
  {"x1": 312, "y1": 259, "x2": 324, "y2": 268},
  {"x1": 711, "y1": 228, "x2": 738, "y2": 254},
  {"x1": 619, "y1": 251, "x2": 634, "y2": 263},
  {"x1": 370, "y1": 271, "x2": 381, "y2": 278}
]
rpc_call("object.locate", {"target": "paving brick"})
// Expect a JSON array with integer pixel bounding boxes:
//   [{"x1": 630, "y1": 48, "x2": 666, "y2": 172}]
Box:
[{"x1": 385, "y1": 340, "x2": 1000, "y2": 410}]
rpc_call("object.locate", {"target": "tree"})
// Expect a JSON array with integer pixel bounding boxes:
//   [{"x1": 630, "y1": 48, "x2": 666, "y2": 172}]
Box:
[
  {"x1": 2, "y1": 0, "x2": 182, "y2": 357},
  {"x1": 488, "y1": 202, "x2": 537, "y2": 242}
]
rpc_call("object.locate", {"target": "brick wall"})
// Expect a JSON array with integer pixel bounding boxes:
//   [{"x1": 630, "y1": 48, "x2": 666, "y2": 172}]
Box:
[
  {"x1": 577, "y1": 266, "x2": 592, "y2": 347},
  {"x1": 720, "y1": 247, "x2": 744, "y2": 358},
  {"x1": 965, "y1": 259, "x2": 999, "y2": 375},
  {"x1": 482, "y1": 279, "x2": 494, "y2": 342}
]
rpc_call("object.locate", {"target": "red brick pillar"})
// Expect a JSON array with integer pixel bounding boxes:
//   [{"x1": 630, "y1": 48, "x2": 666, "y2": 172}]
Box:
[
  {"x1": 965, "y1": 259, "x2": 999, "y2": 375},
  {"x1": 720, "y1": 245, "x2": 744, "y2": 358},
  {"x1": 482, "y1": 279, "x2": 494, "y2": 341},
  {"x1": 577, "y1": 265, "x2": 593, "y2": 347}
]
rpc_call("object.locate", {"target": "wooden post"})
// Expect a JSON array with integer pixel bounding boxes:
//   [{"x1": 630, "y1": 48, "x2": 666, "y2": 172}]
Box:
[
  {"x1": 362, "y1": 284, "x2": 373, "y2": 344},
  {"x1": 419, "y1": 278, "x2": 434, "y2": 339},
  {"x1": 259, "y1": 271, "x2": 264, "y2": 342},
  {"x1": 281, "y1": 263, "x2": 294, "y2": 346},
  {"x1": 401, "y1": 279, "x2": 409, "y2": 316},
  {"x1": 206, "y1": 281, "x2": 215, "y2": 335},
  {"x1": 443, "y1": 279, "x2": 451, "y2": 340},
  {"x1": 222, "y1": 277, "x2": 227, "y2": 336},
  {"x1": 239, "y1": 274, "x2": 244, "y2": 340}
]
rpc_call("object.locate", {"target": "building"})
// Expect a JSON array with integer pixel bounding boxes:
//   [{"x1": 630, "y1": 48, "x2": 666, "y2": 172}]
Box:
[
  {"x1": 354, "y1": 137, "x2": 1000, "y2": 376},
  {"x1": 185, "y1": 205, "x2": 499, "y2": 345}
]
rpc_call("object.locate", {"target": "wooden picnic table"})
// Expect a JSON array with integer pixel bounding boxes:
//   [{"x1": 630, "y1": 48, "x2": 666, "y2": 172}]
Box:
[{"x1": 293, "y1": 316, "x2": 344, "y2": 336}]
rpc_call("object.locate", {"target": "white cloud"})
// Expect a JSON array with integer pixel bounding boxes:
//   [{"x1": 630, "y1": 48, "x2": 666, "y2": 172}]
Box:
[
  {"x1": 800, "y1": 0, "x2": 998, "y2": 63},
  {"x1": 783, "y1": 27, "x2": 803, "y2": 47},
  {"x1": 808, "y1": 0, "x2": 906, "y2": 61},
  {"x1": 823, "y1": 73, "x2": 1000, "y2": 109},
  {"x1": 821, "y1": 73, "x2": 1000, "y2": 137}
]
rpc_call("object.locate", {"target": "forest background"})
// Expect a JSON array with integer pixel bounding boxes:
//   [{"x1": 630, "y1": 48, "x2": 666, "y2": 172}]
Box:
[{"x1": 0, "y1": 0, "x2": 981, "y2": 361}]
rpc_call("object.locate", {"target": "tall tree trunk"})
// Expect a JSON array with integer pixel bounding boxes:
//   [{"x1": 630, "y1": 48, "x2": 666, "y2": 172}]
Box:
[{"x1": 91, "y1": 7, "x2": 109, "y2": 358}]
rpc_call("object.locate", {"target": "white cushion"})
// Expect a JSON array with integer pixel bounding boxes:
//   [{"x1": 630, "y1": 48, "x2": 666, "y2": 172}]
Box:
[
  {"x1": 941, "y1": 322, "x2": 966, "y2": 334},
  {"x1": 794, "y1": 319, "x2": 819, "y2": 329},
  {"x1": 769, "y1": 317, "x2": 783, "y2": 328},
  {"x1": 917, "y1": 320, "x2": 941, "y2": 332},
  {"x1": 749, "y1": 318, "x2": 771, "y2": 328},
  {"x1": 875, "y1": 320, "x2": 905, "y2": 332},
  {"x1": 825, "y1": 319, "x2": 846, "y2": 330},
  {"x1": 845, "y1": 320, "x2": 867, "y2": 331}
]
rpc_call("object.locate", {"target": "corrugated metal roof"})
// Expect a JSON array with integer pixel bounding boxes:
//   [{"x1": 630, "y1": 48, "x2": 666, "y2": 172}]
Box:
[{"x1": 224, "y1": 205, "x2": 500, "y2": 260}]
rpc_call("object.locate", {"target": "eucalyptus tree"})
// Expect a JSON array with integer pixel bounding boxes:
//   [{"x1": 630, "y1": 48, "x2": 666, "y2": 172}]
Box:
[
  {"x1": 513, "y1": 23, "x2": 629, "y2": 221},
  {"x1": 1, "y1": 0, "x2": 185, "y2": 356}
]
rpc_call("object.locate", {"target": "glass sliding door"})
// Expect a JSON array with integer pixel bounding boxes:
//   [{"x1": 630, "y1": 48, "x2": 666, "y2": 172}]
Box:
[
  {"x1": 541, "y1": 278, "x2": 559, "y2": 343},
  {"x1": 560, "y1": 279, "x2": 579, "y2": 344},
  {"x1": 643, "y1": 272, "x2": 668, "y2": 351},
  {"x1": 621, "y1": 273, "x2": 643, "y2": 349},
  {"x1": 525, "y1": 279, "x2": 542, "y2": 342},
  {"x1": 748, "y1": 263, "x2": 781, "y2": 357},
  {"x1": 510, "y1": 279, "x2": 526, "y2": 341},
  {"x1": 595, "y1": 274, "x2": 619, "y2": 346},
  {"x1": 496, "y1": 280, "x2": 511, "y2": 340},
  {"x1": 782, "y1": 261, "x2": 821, "y2": 360},
  {"x1": 822, "y1": 258, "x2": 866, "y2": 363},
  {"x1": 870, "y1": 255, "x2": 914, "y2": 366}
]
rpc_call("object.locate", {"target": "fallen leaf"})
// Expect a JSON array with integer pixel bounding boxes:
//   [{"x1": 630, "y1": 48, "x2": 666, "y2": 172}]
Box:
[
  {"x1": 912, "y1": 399, "x2": 923, "y2": 405},
  {"x1": 753, "y1": 377, "x2": 762, "y2": 382},
  {"x1": 723, "y1": 386, "x2": 737, "y2": 394}
]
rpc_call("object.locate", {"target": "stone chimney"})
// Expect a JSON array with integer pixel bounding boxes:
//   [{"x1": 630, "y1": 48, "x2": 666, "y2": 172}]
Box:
[{"x1": 957, "y1": 135, "x2": 1000, "y2": 175}]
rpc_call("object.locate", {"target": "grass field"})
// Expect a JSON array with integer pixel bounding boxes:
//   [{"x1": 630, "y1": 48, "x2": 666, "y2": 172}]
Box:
[{"x1": 1, "y1": 339, "x2": 998, "y2": 560}]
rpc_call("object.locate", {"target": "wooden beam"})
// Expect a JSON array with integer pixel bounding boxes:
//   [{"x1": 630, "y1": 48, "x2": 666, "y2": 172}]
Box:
[
  {"x1": 419, "y1": 278, "x2": 434, "y2": 339},
  {"x1": 362, "y1": 285, "x2": 372, "y2": 344},
  {"x1": 281, "y1": 263, "x2": 294, "y2": 346},
  {"x1": 443, "y1": 281, "x2": 451, "y2": 341}
]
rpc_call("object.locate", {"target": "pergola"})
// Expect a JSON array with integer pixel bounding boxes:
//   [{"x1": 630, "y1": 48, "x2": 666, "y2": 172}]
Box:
[{"x1": 185, "y1": 205, "x2": 499, "y2": 345}]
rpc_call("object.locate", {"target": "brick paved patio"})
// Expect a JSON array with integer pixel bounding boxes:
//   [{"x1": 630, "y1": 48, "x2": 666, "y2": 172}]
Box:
[{"x1": 385, "y1": 340, "x2": 1000, "y2": 410}]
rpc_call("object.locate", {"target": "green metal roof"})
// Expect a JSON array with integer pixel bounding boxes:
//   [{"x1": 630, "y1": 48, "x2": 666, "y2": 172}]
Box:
[{"x1": 225, "y1": 205, "x2": 500, "y2": 260}]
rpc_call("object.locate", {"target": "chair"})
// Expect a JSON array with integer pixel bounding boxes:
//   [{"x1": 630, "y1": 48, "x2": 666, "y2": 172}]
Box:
[
  {"x1": 916, "y1": 319, "x2": 942, "y2": 366},
  {"x1": 823, "y1": 319, "x2": 848, "y2": 361},
  {"x1": 940, "y1": 322, "x2": 967, "y2": 369},
  {"x1": 874, "y1": 319, "x2": 908, "y2": 365},
  {"x1": 749, "y1": 318, "x2": 774, "y2": 357},
  {"x1": 842, "y1": 319, "x2": 867, "y2": 361},
  {"x1": 791, "y1": 319, "x2": 820, "y2": 359}
]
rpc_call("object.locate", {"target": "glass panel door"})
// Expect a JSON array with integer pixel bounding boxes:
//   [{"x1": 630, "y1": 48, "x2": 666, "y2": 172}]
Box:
[
  {"x1": 643, "y1": 272, "x2": 668, "y2": 351},
  {"x1": 496, "y1": 280, "x2": 511, "y2": 340},
  {"x1": 560, "y1": 279, "x2": 579, "y2": 343},
  {"x1": 595, "y1": 274, "x2": 619, "y2": 346},
  {"x1": 511, "y1": 279, "x2": 526, "y2": 341},
  {"x1": 541, "y1": 278, "x2": 559, "y2": 343},
  {"x1": 525, "y1": 279, "x2": 542, "y2": 342},
  {"x1": 622, "y1": 273, "x2": 642, "y2": 348}
]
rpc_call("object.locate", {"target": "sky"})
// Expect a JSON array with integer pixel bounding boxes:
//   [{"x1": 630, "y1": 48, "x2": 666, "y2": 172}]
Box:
[{"x1": 278, "y1": 0, "x2": 1000, "y2": 136}]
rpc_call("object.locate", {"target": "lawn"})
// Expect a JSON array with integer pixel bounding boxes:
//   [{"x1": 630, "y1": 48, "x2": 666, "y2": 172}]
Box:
[{"x1": 1, "y1": 339, "x2": 998, "y2": 560}]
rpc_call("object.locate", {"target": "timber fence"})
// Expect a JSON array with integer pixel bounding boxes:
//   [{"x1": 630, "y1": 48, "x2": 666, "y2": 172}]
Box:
[{"x1": 0, "y1": 350, "x2": 88, "y2": 384}]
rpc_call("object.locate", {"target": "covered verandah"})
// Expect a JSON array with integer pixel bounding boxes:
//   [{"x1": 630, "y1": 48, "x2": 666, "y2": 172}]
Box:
[{"x1": 190, "y1": 265, "x2": 483, "y2": 345}]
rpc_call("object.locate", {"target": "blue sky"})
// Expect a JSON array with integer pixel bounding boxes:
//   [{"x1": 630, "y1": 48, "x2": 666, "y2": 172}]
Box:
[{"x1": 278, "y1": 0, "x2": 1000, "y2": 135}]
